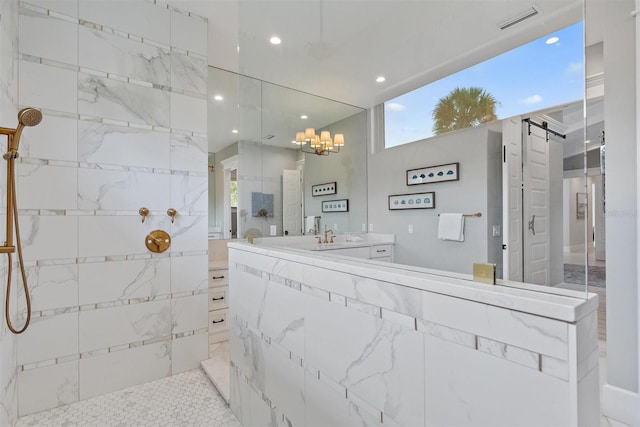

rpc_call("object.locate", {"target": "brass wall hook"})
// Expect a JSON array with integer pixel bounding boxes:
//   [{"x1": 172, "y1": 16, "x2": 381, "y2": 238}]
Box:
[
  {"x1": 139, "y1": 207, "x2": 150, "y2": 223},
  {"x1": 167, "y1": 208, "x2": 177, "y2": 223}
]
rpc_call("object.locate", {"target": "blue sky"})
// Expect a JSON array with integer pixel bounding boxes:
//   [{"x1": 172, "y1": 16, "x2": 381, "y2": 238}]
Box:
[{"x1": 384, "y1": 21, "x2": 584, "y2": 148}]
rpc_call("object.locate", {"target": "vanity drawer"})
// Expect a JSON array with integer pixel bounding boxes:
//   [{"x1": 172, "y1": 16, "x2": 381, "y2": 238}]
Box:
[
  {"x1": 209, "y1": 309, "x2": 228, "y2": 334},
  {"x1": 209, "y1": 269, "x2": 229, "y2": 288},
  {"x1": 370, "y1": 245, "x2": 393, "y2": 259},
  {"x1": 326, "y1": 246, "x2": 369, "y2": 258},
  {"x1": 209, "y1": 287, "x2": 229, "y2": 311},
  {"x1": 209, "y1": 330, "x2": 229, "y2": 346}
]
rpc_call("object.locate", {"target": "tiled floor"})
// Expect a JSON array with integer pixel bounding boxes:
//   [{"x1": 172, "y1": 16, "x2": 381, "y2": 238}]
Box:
[
  {"x1": 14, "y1": 356, "x2": 631, "y2": 427},
  {"x1": 15, "y1": 369, "x2": 241, "y2": 427}
]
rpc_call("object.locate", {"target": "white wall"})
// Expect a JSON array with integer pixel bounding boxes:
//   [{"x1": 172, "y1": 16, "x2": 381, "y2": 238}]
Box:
[
  {"x1": 237, "y1": 141, "x2": 298, "y2": 238},
  {"x1": 12, "y1": 0, "x2": 209, "y2": 416},
  {"x1": 303, "y1": 111, "x2": 368, "y2": 234},
  {"x1": 486, "y1": 129, "x2": 504, "y2": 278},
  {"x1": 367, "y1": 124, "x2": 502, "y2": 274},
  {"x1": 0, "y1": 0, "x2": 19, "y2": 424},
  {"x1": 599, "y1": 0, "x2": 640, "y2": 423}
]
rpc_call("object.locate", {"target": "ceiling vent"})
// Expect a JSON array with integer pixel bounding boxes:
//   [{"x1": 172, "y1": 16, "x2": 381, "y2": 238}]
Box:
[{"x1": 498, "y1": 6, "x2": 539, "y2": 30}]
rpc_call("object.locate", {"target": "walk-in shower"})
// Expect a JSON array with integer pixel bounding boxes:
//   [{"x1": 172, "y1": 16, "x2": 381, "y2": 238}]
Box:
[{"x1": 0, "y1": 107, "x2": 42, "y2": 333}]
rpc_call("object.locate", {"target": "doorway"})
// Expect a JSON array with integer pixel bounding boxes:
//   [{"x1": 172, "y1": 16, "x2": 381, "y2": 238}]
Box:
[
  {"x1": 503, "y1": 115, "x2": 564, "y2": 286},
  {"x1": 221, "y1": 155, "x2": 238, "y2": 239}
]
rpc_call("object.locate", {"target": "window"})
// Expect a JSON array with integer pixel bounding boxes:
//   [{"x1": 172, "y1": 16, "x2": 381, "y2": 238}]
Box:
[
  {"x1": 230, "y1": 180, "x2": 238, "y2": 207},
  {"x1": 384, "y1": 21, "x2": 584, "y2": 148}
]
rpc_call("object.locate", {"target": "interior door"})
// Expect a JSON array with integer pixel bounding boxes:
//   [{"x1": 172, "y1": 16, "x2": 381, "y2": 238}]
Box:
[
  {"x1": 282, "y1": 169, "x2": 302, "y2": 236},
  {"x1": 594, "y1": 176, "x2": 606, "y2": 261},
  {"x1": 523, "y1": 122, "x2": 550, "y2": 285},
  {"x1": 503, "y1": 117, "x2": 523, "y2": 281}
]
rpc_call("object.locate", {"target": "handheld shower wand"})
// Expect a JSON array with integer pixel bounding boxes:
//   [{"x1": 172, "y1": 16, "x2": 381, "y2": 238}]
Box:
[{"x1": 1, "y1": 107, "x2": 42, "y2": 334}]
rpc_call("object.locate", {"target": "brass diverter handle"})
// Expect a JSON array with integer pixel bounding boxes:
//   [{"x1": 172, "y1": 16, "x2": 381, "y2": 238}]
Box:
[{"x1": 145, "y1": 229, "x2": 171, "y2": 253}]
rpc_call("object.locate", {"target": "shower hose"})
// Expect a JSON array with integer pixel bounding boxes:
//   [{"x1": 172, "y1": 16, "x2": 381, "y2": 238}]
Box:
[{"x1": 4, "y1": 153, "x2": 30, "y2": 334}]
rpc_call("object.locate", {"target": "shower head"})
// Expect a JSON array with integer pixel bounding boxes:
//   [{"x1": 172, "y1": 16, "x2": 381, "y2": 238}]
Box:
[
  {"x1": 10, "y1": 108, "x2": 42, "y2": 151},
  {"x1": 18, "y1": 108, "x2": 43, "y2": 128}
]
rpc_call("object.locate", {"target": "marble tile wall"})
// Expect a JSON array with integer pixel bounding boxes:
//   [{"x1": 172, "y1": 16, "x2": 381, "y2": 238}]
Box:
[
  {"x1": 229, "y1": 246, "x2": 600, "y2": 427},
  {"x1": 0, "y1": 0, "x2": 19, "y2": 424},
  {"x1": 12, "y1": 0, "x2": 208, "y2": 416}
]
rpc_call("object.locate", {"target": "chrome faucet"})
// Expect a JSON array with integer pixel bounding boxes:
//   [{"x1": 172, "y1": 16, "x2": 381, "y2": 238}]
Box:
[{"x1": 323, "y1": 225, "x2": 333, "y2": 243}]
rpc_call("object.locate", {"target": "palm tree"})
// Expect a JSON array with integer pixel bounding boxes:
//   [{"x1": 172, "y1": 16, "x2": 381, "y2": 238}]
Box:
[{"x1": 432, "y1": 87, "x2": 498, "y2": 135}]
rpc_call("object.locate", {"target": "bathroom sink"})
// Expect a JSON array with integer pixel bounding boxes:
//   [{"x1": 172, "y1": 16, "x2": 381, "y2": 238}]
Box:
[
  {"x1": 309, "y1": 242, "x2": 347, "y2": 250},
  {"x1": 280, "y1": 241, "x2": 349, "y2": 251}
]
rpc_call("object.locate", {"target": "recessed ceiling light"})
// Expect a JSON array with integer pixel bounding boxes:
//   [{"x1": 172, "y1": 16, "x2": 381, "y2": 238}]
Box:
[
  {"x1": 546, "y1": 36, "x2": 560, "y2": 45},
  {"x1": 300, "y1": 115, "x2": 308, "y2": 119},
  {"x1": 232, "y1": 129, "x2": 238, "y2": 134},
  {"x1": 269, "y1": 36, "x2": 282, "y2": 45},
  {"x1": 376, "y1": 76, "x2": 386, "y2": 83},
  {"x1": 214, "y1": 95, "x2": 223, "y2": 101}
]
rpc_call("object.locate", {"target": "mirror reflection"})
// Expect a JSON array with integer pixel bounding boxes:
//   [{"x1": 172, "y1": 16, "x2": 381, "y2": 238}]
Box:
[{"x1": 207, "y1": 67, "x2": 366, "y2": 241}]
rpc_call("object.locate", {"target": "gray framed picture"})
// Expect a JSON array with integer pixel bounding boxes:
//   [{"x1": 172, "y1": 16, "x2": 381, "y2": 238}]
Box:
[
  {"x1": 407, "y1": 162, "x2": 459, "y2": 185},
  {"x1": 312, "y1": 182, "x2": 337, "y2": 196},
  {"x1": 576, "y1": 192, "x2": 587, "y2": 219},
  {"x1": 322, "y1": 199, "x2": 348, "y2": 213},
  {"x1": 388, "y1": 192, "x2": 435, "y2": 210}
]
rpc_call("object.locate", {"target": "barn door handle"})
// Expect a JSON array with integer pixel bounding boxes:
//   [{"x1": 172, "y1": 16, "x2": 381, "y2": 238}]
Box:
[{"x1": 528, "y1": 215, "x2": 536, "y2": 236}]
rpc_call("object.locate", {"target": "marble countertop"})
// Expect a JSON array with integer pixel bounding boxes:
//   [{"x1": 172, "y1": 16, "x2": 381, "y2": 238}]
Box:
[
  {"x1": 252, "y1": 234, "x2": 394, "y2": 251},
  {"x1": 228, "y1": 241, "x2": 598, "y2": 323}
]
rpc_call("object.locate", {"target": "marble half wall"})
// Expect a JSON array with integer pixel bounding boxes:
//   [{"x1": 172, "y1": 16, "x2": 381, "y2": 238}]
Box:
[
  {"x1": 228, "y1": 243, "x2": 600, "y2": 427},
  {"x1": 14, "y1": 0, "x2": 208, "y2": 416}
]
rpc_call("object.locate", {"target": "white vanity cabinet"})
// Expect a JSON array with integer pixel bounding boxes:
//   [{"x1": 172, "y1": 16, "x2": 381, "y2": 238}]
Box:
[
  {"x1": 368, "y1": 244, "x2": 393, "y2": 261},
  {"x1": 321, "y1": 243, "x2": 394, "y2": 262},
  {"x1": 208, "y1": 238, "x2": 233, "y2": 357},
  {"x1": 208, "y1": 267, "x2": 229, "y2": 349}
]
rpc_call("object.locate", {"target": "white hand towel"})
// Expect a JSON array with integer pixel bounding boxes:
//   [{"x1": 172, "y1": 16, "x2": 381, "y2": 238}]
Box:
[
  {"x1": 438, "y1": 213, "x2": 465, "y2": 241},
  {"x1": 305, "y1": 216, "x2": 316, "y2": 234}
]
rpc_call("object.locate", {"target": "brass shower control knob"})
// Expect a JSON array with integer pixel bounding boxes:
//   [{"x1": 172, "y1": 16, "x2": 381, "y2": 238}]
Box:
[{"x1": 145, "y1": 230, "x2": 171, "y2": 253}]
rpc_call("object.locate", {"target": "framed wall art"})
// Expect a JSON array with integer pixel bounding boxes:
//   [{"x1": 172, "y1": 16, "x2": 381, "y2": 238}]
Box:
[
  {"x1": 388, "y1": 192, "x2": 435, "y2": 210},
  {"x1": 406, "y1": 162, "x2": 459, "y2": 185},
  {"x1": 322, "y1": 199, "x2": 349, "y2": 213},
  {"x1": 251, "y1": 192, "x2": 274, "y2": 217},
  {"x1": 576, "y1": 192, "x2": 587, "y2": 219},
  {"x1": 312, "y1": 182, "x2": 337, "y2": 196}
]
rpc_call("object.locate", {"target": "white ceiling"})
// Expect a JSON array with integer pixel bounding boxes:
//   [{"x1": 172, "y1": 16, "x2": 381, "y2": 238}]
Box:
[
  {"x1": 173, "y1": 0, "x2": 582, "y2": 108},
  {"x1": 171, "y1": 0, "x2": 587, "y2": 154},
  {"x1": 208, "y1": 66, "x2": 363, "y2": 153}
]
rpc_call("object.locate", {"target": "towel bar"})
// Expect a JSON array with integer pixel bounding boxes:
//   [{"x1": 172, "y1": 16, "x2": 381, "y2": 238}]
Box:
[{"x1": 438, "y1": 212, "x2": 482, "y2": 217}]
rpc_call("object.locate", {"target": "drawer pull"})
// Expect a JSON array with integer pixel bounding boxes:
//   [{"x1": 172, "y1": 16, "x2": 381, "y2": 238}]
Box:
[
  {"x1": 212, "y1": 319, "x2": 225, "y2": 324},
  {"x1": 376, "y1": 249, "x2": 387, "y2": 253},
  {"x1": 212, "y1": 275, "x2": 225, "y2": 279},
  {"x1": 212, "y1": 296, "x2": 225, "y2": 301}
]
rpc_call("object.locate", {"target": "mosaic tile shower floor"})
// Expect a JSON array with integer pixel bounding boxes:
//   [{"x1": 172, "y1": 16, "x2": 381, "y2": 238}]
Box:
[
  {"x1": 14, "y1": 356, "x2": 630, "y2": 427},
  {"x1": 16, "y1": 369, "x2": 241, "y2": 427}
]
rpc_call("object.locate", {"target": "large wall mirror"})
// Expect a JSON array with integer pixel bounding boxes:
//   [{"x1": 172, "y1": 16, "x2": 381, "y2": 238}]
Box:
[
  {"x1": 207, "y1": 67, "x2": 366, "y2": 241},
  {"x1": 209, "y1": 0, "x2": 596, "y2": 293}
]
